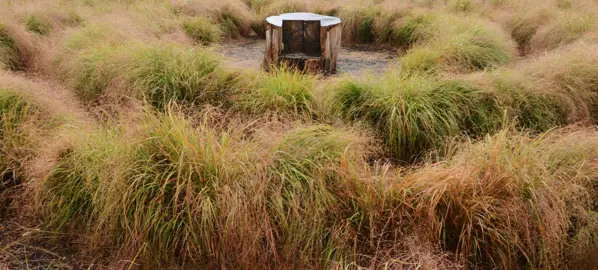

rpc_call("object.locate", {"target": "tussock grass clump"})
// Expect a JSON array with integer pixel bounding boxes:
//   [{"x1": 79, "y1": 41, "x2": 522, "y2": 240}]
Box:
[
  {"x1": 24, "y1": 13, "x2": 52, "y2": 35},
  {"x1": 514, "y1": 42, "x2": 598, "y2": 123},
  {"x1": 447, "y1": 0, "x2": 473, "y2": 12},
  {"x1": 401, "y1": 15, "x2": 516, "y2": 73},
  {"x1": 472, "y1": 71, "x2": 565, "y2": 132},
  {"x1": 63, "y1": 23, "x2": 125, "y2": 52},
  {"x1": 126, "y1": 44, "x2": 237, "y2": 109},
  {"x1": 60, "y1": 43, "x2": 126, "y2": 101},
  {"x1": 244, "y1": 0, "x2": 272, "y2": 13},
  {"x1": 42, "y1": 107, "x2": 257, "y2": 262},
  {"x1": 174, "y1": 0, "x2": 255, "y2": 38},
  {"x1": 0, "y1": 23, "x2": 31, "y2": 71},
  {"x1": 59, "y1": 41, "x2": 237, "y2": 108},
  {"x1": 0, "y1": 90, "x2": 38, "y2": 184},
  {"x1": 208, "y1": 2, "x2": 254, "y2": 38},
  {"x1": 530, "y1": 11, "x2": 596, "y2": 52},
  {"x1": 64, "y1": 10, "x2": 84, "y2": 27},
  {"x1": 505, "y1": 8, "x2": 553, "y2": 53},
  {"x1": 338, "y1": 5, "x2": 378, "y2": 43},
  {"x1": 333, "y1": 72, "x2": 496, "y2": 161},
  {"x1": 183, "y1": 16, "x2": 223, "y2": 45},
  {"x1": 335, "y1": 41, "x2": 598, "y2": 161},
  {"x1": 387, "y1": 13, "x2": 438, "y2": 48},
  {"x1": 266, "y1": 124, "x2": 373, "y2": 266},
  {"x1": 0, "y1": 24, "x2": 21, "y2": 71},
  {"x1": 41, "y1": 107, "x2": 375, "y2": 267},
  {"x1": 234, "y1": 67, "x2": 314, "y2": 116},
  {"x1": 263, "y1": 0, "x2": 308, "y2": 14},
  {"x1": 337, "y1": 1, "x2": 417, "y2": 45},
  {"x1": 0, "y1": 88, "x2": 52, "y2": 214},
  {"x1": 402, "y1": 128, "x2": 598, "y2": 268}
]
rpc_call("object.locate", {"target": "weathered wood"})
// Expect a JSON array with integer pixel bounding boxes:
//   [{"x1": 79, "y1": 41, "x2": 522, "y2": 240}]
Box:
[
  {"x1": 329, "y1": 25, "x2": 342, "y2": 72},
  {"x1": 264, "y1": 13, "x2": 341, "y2": 74},
  {"x1": 303, "y1": 21, "x2": 321, "y2": 56},
  {"x1": 282, "y1": 20, "x2": 303, "y2": 54}
]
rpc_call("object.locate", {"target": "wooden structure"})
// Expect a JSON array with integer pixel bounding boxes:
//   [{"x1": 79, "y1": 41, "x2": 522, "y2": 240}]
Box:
[{"x1": 264, "y1": 13, "x2": 342, "y2": 74}]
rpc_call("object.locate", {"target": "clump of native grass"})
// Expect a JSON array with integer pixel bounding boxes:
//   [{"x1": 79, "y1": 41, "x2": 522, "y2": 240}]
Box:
[
  {"x1": 0, "y1": 87, "x2": 55, "y2": 215},
  {"x1": 0, "y1": 22, "x2": 33, "y2": 71},
  {"x1": 182, "y1": 16, "x2": 223, "y2": 45},
  {"x1": 504, "y1": 7, "x2": 553, "y2": 54},
  {"x1": 41, "y1": 106, "x2": 259, "y2": 264},
  {"x1": 264, "y1": 124, "x2": 376, "y2": 267},
  {"x1": 384, "y1": 12, "x2": 438, "y2": 48},
  {"x1": 529, "y1": 10, "x2": 596, "y2": 52},
  {"x1": 172, "y1": 0, "x2": 255, "y2": 38},
  {"x1": 40, "y1": 105, "x2": 379, "y2": 268},
  {"x1": 333, "y1": 41, "x2": 598, "y2": 161},
  {"x1": 400, "y1": 13, "x2": 516, "y2": 73},
  {"x1": 234, "y1": 66, "x2": 315, "y2": 117},
  {"x1": 461, "y1": 41, "x2": 598, "y2": 127},
  {"x1": 24, "y1": 13, "x2": 53, "y2": 35},
  {"x1": 56, "y1": 35, "x2": 238, "y2": 108},
  {"x1": 337, "y1": 3, "x2": 383, "y2": 44},
  {"x1": 401, "y1": 127, "x2": 598, "y2": 268},
  {"x1": 333, "y1": 70, "x2": 498, "y2": 161},
  {"x1": 0, "y1": 24, "x2": 22, "y2": 71}
]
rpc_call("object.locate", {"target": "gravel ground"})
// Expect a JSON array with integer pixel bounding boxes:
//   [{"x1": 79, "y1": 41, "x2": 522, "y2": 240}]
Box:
[{"x1": 220, "y1": 38, "x2": 397, "y2": 76}]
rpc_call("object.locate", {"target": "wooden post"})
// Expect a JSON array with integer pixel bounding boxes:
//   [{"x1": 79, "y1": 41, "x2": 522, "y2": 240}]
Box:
[{"x1": 264, "y1": 13, "x2": 341, "y2": 74}]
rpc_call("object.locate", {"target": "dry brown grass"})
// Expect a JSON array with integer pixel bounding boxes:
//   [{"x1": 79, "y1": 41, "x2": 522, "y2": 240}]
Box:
[{"x1": 399, "y1": 127, "x2": 598, "y2": 268}]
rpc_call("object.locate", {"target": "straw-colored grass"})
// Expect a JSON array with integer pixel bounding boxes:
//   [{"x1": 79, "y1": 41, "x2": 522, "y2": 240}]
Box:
[
  {"x1": 333, "y1": 72, "x2": 498, "y2": 161},
  {"x1": 24, "y1": 13, "x2": 52, "y2": 35},
  {"x1": 0, "y1": 25, "x2": 21, "y2": 70},
  {"x1": 400, "y1": 14, "x2": 516, "y2": 73},
  {"x1": 0, "y1": 86, "x2": 58, "y2": 216},
  {"x1": 58, "y1": 40, "x2": 238, "y2": 108},
  {"x1": 40, "y1": 106, "x2": 376, "y2": 267},
  {"x1": 182, "y1": 16, "x2": 223, "y2": 45},
  {"x1": 1, "y1": 0, "x2": 598, "y2": 268},
  {"x1": 234, "y1": 66, "x2": 315, "y2": 116},
  {"x1": 402, "y1": 127, "x2": 598, "y2": 268},
  {"x1": 0, "y1": 22, "x2": 32, "y2": 71},
  {"x1": 530, "y1": 11, "x2": 596, "y2": 52},
  {"x1": 0, "y1": 89, "x2": 39, "y2": 189}
]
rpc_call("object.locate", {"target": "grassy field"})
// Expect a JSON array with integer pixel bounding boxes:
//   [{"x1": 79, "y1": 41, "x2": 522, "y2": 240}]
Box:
[{"x1": 1, "y1": 0, "x2": 598, "y2": 269}]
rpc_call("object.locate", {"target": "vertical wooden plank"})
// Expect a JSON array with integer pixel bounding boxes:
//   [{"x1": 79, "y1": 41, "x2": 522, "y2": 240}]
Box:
[
  {"x1": 282, "y1": 21, "x2": 303, "y2": 54},
  {"x1": 271, "y1": 26, "x2": 282, "y2": 65},
  {"x1": 320, "y1": 25, "x2": 328, "y2": 72},
  {"x1": 275, "y1": 26, "x2": 282, "y2": 64},
  {"x1": 326, "y1": 30, "x2": 332, "y2": 72},
  {"x1": 303, "y1": 21, "x2": 321, "y2": 56},
  {"x1": 264, "y1": 23, "x2": 272, "y2": 67},
  {"x1": 329, "y1": 24, "x2": 341, "y2": 73}
]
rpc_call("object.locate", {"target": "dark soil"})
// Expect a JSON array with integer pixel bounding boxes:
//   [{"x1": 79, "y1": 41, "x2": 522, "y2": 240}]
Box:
[{"x1": 220, "y1": 38, "x2": 397, "y2": 76}]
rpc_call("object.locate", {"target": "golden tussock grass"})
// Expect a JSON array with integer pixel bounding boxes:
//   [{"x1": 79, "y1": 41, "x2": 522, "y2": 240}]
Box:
[{"x1": 1, "y1": 0, "x2": 598, "y2": 269}]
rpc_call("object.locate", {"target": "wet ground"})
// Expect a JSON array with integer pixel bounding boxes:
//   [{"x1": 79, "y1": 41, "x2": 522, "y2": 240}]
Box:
[{"x1": 220, "y1": 38, "x2": 397, "y2": 76}]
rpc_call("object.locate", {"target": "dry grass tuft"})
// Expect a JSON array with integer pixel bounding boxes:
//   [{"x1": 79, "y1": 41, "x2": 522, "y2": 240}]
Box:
[
  {"x1": 402, "y1": 127, "x2": 598, "y2": 268},
  {"x1": 0, "y1": 22, "x2": 34, "y2": 71}
]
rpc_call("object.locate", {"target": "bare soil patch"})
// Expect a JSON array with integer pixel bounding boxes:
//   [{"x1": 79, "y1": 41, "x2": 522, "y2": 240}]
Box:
[{"x1": 220, "y1": 38, "x2": 397, "y2": 76}]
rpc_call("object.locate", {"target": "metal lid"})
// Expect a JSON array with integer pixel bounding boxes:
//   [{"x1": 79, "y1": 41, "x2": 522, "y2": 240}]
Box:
[{"x1": 266, "y1": 12, "x2": 341, "y2": 27}]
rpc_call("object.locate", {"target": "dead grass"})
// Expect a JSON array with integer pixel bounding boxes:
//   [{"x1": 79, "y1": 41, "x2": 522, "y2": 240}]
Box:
[{"x1": 401, "y1": 127, "x2": 598, "y2": 268}]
